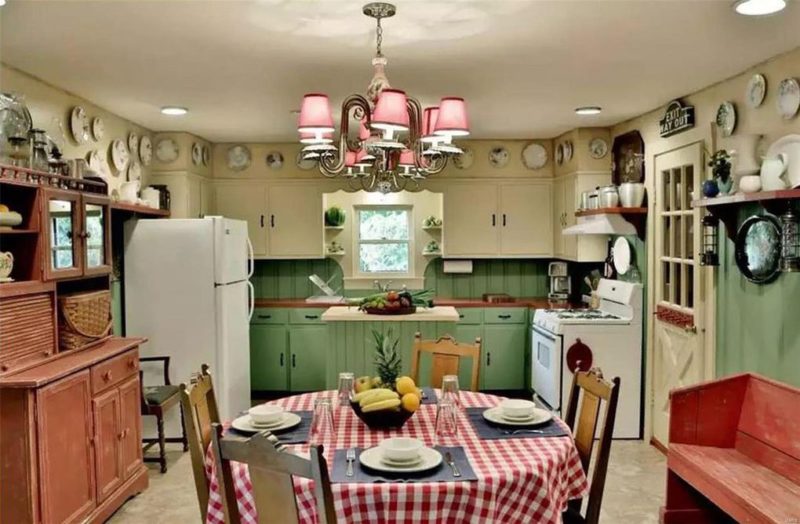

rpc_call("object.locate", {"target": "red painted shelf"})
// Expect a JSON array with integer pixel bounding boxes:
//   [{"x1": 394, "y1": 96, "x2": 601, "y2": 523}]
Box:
[
  {"x1": 692, "y1": 188, "x2": 800, "y2": 208},
  {"x1": 110, "y1": 202, "x2": 170, "y2": 217},
  {"x1": 575, "y1": 207, "x2": 648, "y2": 217}
]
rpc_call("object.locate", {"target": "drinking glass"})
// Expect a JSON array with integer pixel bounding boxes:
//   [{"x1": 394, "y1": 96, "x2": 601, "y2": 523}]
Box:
[
  {"x1": 337, "y1": 372, "x2": 355, "y2": 407},
  {"x1": 310, "y1": 397, "x2": 336, "y2": 445},
  {"x1": 434, "y1": 399, "x2": 458, "y2": 440},
  {"x1": 441, "y1": 375, "x2": 461, "y2": 409}
]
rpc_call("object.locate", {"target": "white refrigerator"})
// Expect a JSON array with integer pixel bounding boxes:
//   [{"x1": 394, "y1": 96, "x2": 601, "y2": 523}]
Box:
[{"x1": 124, "y1": 217, "x2": 254, "y2": 435}]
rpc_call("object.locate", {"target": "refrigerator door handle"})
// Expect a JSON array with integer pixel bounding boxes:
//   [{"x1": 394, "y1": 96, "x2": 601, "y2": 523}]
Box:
[
  {"x1": 247, "y1": 281, "x2": 255, "y2": 320},
  {"x1": 246, "y1": 236, "x2": 255, "y2": 278}
]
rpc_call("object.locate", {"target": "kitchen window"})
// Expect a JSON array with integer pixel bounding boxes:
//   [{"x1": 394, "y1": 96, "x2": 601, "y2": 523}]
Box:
[{"x1": 356, "y1": 206, "x2": 412, "y2": 275}]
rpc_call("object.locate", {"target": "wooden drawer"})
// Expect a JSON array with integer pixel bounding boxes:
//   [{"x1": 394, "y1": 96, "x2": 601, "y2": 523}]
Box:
[
  {"x1": 251, "y1": 308, "x2": 288, "y2": 325},
  {"x1": 455, "y1": 308, "x2": 483, "y2": 325},
  {"x1": 484, "y1": 308, "x2": 527, "y2": 324},
  {"x1": 91, "y1": 349, "x2": 138, "y2": 395},
  {"x1": 290, "y1": 308, "x2": 327, "y2": 324}
]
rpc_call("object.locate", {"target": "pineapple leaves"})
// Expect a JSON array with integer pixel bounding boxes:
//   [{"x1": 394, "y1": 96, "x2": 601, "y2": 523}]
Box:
[{"x1": 373, "y1": 329, "x2": 402, "y2": 388}]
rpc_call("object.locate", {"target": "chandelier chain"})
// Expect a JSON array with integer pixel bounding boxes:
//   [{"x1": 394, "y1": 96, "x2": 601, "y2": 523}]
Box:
[{"x1": 375, "y1": 17, "x2": 383, "y2": 57}]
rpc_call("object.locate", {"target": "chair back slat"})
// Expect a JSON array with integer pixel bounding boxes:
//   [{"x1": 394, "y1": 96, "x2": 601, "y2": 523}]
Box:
[
  {"x1": 410, "y1": 334, "x2": 481, "y2": 391},
  {"x1": 211, "y1": 424, "x2": 337, "y2": 524},
  {"x1": 563, "y1": 368, "x2": 621, "y2": 524},
  {"x1": 179, "y1": 364, "x2": 220, "y2": 522}
]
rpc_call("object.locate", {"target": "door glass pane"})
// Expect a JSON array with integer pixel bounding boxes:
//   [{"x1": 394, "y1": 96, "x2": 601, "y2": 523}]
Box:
[
  {"x1": 683, "y1": 165, "x2": 694, "y2": 207},
  {"x1": 686, "y1": 265, "x2": 695, "y2": 309},
  {"x1": 85, "y1": 203, "x2": 105, "y2": 268},
  {"x1": 673, "y1": 262, "x2": 681, "y2": 305},
  {"x1": 662, "y1": 262, "x2": 671, "y2": 302},
  {"x1": 674, "y1": 168, "x2": 683, "y2": 211},
  {"x1": 663, "y1": 217, "x2": 671, "y2": 257},
  {"x1": 684, "y1": 218, "x2": 694, "y2": 260},
  {"x1": 49, "y1": 199, "x2": 75, "y2": 270},
  {"x1": 673, "y1": 216, "x2": 682, "y2": 259},
  {"x1": 661, "y1": 170, "x2": 672, "y2": 212}
]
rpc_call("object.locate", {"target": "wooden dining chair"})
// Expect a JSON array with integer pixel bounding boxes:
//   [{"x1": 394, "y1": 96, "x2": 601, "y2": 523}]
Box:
[
  {"x1": 210, "y1": 423, "x2": 337, "y2": 524},
  {"x1": 139, "y1": 355, "x2": 188, "y2": 473},
  {"x1": 561, "y1": 367, "x2": 621, "y2": 524},
  {"x1": 179, "y1": 363, "x2": 221, "y2": 522},
  {"x1": 410, "y1": 333, "x2": 481, "y2": 391}
]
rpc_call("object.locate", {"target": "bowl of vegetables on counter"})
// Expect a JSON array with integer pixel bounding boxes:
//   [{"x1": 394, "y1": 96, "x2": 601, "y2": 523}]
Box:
[{"x1": 350, "y1": 289, "x2": 434, "y2": 315}]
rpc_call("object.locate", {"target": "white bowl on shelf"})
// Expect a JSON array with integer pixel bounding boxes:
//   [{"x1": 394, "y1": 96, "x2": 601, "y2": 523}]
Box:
[{"x1": 738, "y1": 176, "x2": 762, "y2": 194}]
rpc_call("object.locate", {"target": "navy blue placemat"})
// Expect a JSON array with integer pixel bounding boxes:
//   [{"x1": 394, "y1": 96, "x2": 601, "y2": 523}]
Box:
[
  {"x1": 420, "y1": 387, "x2": 438, "y2": 405},
  {"x1": 330, "y1": 445, "x2": 477, "y2": 483},
  {"x1": 465, "y1": 407, "x2": 569, "y2": 440},
  {"x1": 226, "y1": 410, "x2": 312, "y2": 444}
]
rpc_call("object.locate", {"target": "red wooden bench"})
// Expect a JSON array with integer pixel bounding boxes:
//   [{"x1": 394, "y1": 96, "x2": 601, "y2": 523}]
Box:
[{"x1": 661, "y1": 373, "x2": 800, "y2": 524}]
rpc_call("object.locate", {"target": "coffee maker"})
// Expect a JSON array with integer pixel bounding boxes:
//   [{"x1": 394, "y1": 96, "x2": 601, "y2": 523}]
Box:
[{"x1": 548, "y1": 261, "x2": 571, "y2": 300}]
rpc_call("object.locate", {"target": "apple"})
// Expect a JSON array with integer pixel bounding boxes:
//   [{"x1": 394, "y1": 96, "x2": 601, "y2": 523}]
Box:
[
  {"x1": 371, "y1": 376, "x2": 383, "y2": 388},
  {"x1": 355, "y1": 376, "x2": 374, "y2": 393}
]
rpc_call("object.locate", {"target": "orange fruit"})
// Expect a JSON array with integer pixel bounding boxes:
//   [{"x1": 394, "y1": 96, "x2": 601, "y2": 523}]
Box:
[
  {"x1": 401, "y1": 392, "x2": 421, "y2": 413},
  {"x1": 396, "y1": 376, "x2": 416, "y2": 396}
]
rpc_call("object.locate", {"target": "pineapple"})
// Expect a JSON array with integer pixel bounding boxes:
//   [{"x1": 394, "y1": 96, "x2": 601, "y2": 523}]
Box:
[{"x1": 372, "y1": 329, "x2": 401, "y2": 390}]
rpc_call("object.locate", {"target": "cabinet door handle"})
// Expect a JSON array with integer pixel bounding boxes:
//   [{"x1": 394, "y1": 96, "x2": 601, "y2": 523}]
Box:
[
  {"x1": 127, "y1": 358, "x2": 136, "y2": 369},
  {"x1": 292, "y1": 354, "x2": 296, "y2": 368},
  {"x1": 258, "y1": 314, "x2": 272, "y2": 319},
  {"x1": 280, "y1": 353, "x2": 284, "y2": 367},
  {"x1": 502, "y1": 214, "x2": 507, "y2": 227},
  {"x1": 459, "y1": 314, "x2": 465, "y2": 319},
  {"x1": 103, "y1": 370, "x2": 112, "y2": 382},
  {"x1": 304, "y1": 315, "x2": 319, "y2": 320},
  {"x1": 260, "y1": 215, "x2": 265, "y2": 228},
  {"x1": 270, "y1": 214, "x2": 275, "y2": 228},
  {"x1": 486, "y1": 352, "x2": 491, "y2": 366},
  {"x1": 498, "y1": 314, "x2": 512, "y2": 319},
  {"x1": 492, "y1": 214, "x2": 496, "y2": 227}
]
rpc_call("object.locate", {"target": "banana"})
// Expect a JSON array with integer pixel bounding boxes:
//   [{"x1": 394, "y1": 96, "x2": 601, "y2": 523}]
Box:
[
  {"x1": 361, "y1": 398, "x2": 401, "y2": 413},
  {"x1": 352, "y1": 389, "x2": 381, "y2": 403},
  {"x1": 359, "y1": 389, "x2": 399, "y2": 408}
]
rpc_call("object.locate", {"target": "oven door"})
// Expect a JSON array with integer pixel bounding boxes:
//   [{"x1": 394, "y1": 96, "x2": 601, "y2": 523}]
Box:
[{"x1": 531, "y1": 326, "x2": 563, "y2": 411}]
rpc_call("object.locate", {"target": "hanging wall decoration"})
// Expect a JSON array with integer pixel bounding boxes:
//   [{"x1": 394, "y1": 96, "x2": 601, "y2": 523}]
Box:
[{"x1": 659, "y1": 99, "x2": 695, "y2": 138}]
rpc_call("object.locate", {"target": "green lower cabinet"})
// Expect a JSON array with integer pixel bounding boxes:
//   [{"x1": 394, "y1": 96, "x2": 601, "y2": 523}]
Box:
[
  {"x1": 250, "y1": 325, "x2": 289, "y2": 391},
  {"x1": 482, "y1": 324, "x2": 527, "y2": 390},
  {"x1": 289, "y1": 325, "x2": 329, "y2": 392}
]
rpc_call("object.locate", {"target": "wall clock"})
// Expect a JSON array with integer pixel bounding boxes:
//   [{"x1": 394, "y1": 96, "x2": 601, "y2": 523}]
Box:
[
  {"x1": 521, "y1": 142, "x2": 547, "y2": 169},
  {"x1": 155, "y1": 138, "x2": 179, "y2": 163}
]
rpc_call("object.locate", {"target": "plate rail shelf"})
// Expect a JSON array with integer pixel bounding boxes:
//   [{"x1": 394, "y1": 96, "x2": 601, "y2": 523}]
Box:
[
  {"x1": 692, "y1": 188, "x2": 800, "y2": 239},
  {"x1": 574, "y1": 206, "x2": 648, "y2": 238},
  {"x1": 1, "y1": 164, "x2": 106, "y2": 195}
]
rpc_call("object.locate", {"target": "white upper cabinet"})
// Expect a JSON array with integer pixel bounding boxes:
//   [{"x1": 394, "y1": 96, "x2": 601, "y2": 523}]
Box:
[
  {"x1": 215, "y1": 181, "x2": 268, "y2": 256},
  {"x1": 499, "y1": 181, "x2": 552, "y2": 256},
  {"x1": 442, "y1": 182, "x2": 499, "y2": 257},
  {"x1": 267, "y1": 184, "x2": 323, "y2": 259},
  {"x1": 553, "y1": 172, "x2": 611, "y2": 262}
]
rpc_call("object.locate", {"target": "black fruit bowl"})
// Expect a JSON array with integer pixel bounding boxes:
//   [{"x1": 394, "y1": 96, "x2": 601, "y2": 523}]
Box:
[
  {"x1": 362, "y1": 306, "x2": 417, "y2": 316},
  {"x1": 350, "y1": 400, "x2": 415, "y2": 430}
]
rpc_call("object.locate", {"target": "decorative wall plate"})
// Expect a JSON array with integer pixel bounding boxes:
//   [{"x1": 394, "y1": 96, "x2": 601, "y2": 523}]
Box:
[
  {"x1": 734, "y1": 214, "x2": 782, "y2": 284},
  {"x1": 70, "y1": 106, "x2": 90, "y2": 144},
  {"x1": 127, "y1": 161, "x2": 142, "y2": 182},
  {"x1": 86, "y1": 149, "x2": 106, "y2": 176},
  {"x1": 564, "y1": 141, "x2": 574, "y2": 162},
  {"x1": 521, "y1": 142, "x2": 547, "y2": 169},
  {"x1": 266, "y1": 150, "x2": 284, "y2": 170},
  {"x1": 613, "y1": 237, "x2": 631, "y2": 275},
  {"x1": 777, "y1": 78, "x2": 800, "y2": 120},
  {"x1": 110, "y1": 139, "x2": 130, "y2": 173},
  {"x1": 454, "y1": 146, "x2": 474, "y2": 169},
  {"x1": 295, "y1": 150, "x2": 316, "y2": 170},
  {"x1": 556, "y1": 143, "x2": 564, "y2": 165},
  {"x1": 589, "y1": 138, "x2": 609, "y2": 159},
  {"x1": 127, "y1": 132, "x2": 139, "y2": 157},
  {"x1": 716, "y1": 101, "x2": 736, "y2": 137},
  {"x1": 139, "y1": 135, "x2": 152, "y2": 166},
  {"x1": 91, "y1": 117, "x2": 105, "y2": 142},
  {"x1": 227, "y1": 145, "x2": 251, "y2": 171},
  {"x1": 202, "y1": 145, "x2": 210, "y2": 166},
  {"x1": 746, "y1": 74, "x2": 766, "y2": 109},
  {"x1": 192, "y1": 142, "x2": 203, "y2": 166},
  {"x1": 155, "y1": 138, "x2": 179, "y2": 163},
  {"x1": 488, "y1": 146, "x2": 509, "y2": 168}
]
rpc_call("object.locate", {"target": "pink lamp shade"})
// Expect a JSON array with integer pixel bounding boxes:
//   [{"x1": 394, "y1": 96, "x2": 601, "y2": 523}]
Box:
[
  {"x1": 297, "y1": 93, "x2": 335, "y2": 133},
  {"x1": 434, "y1": 97, "x2": 469, "y2": 137},
  {"x1": 344, "y1": 150, "x2": 357, "y2": 167},
  {"x1": 421, "y1": 106, "x2": 440, "y2": 143},
  {"x1": 370, "y1": 89, "x2": 410, "y2": 132},
  {"x1": 300, "y1": 130, "x2": 333, "y2": 144},
  {"x1": 398, "y1": 149, "x2": 415, "y2": 167},
  {"x1": 355, "y1": 148, "x2": 375, "y2": 167}
]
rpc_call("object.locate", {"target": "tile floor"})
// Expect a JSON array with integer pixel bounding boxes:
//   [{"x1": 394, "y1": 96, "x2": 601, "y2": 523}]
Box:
[{"x1": 108, "y1": 440, "x2": 666, "y2": 523}]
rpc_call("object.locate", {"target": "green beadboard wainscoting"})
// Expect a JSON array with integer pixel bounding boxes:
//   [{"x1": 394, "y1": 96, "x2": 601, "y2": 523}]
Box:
[{"x1": 715, "y1": 205, "x2": 800, "y2": 387}]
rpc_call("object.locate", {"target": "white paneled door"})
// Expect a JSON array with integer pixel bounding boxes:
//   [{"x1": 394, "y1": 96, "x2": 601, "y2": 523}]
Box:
[{"x1": 651, "y1": 142, "x2": 713, "y2": 446}]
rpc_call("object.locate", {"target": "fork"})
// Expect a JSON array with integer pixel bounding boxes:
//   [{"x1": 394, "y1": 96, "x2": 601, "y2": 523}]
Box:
[
  {"x1": 502, "y1": 429, "x2": 545, "y2": 435},
  {"x1": 345, "y1": 448, "x2": 356, "y2": 477}
]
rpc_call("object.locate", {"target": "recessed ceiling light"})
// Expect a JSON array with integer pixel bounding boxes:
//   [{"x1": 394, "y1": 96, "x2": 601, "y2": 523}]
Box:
[
  {"x1": 733, "y1": 0, "x2": 786, "y2": 15},
  {"x1": 575, "y1": 106, "x2": 602, "y2": 115},
  {"x1": 161, "y1": 106, "x2": 188, "y2": 116},
  {"x1": 0, "y1": 0, "x2": 6, "y2": 7}
]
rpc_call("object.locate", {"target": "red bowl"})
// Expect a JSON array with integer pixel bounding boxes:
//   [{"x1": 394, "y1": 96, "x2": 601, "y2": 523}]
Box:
[{"x1": 350, "y1": 400, "x2": 415, "y2": 429}]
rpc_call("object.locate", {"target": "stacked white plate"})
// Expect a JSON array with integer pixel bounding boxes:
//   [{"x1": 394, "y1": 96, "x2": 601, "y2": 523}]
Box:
[
  {"x1": 231, "y1": 411, "x2": 301, "y2": 433},
  {"x1": 359, "y1": 438, "x2": 443, "y2": 473},
  {"x1": 482, "y1": 399, "x2": 553, "y2": 427}
]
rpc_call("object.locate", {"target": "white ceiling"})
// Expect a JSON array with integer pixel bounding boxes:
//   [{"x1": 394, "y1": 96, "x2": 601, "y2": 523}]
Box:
[{"x1": 1, "y1": 0, "x2": 799, "y2": 142}]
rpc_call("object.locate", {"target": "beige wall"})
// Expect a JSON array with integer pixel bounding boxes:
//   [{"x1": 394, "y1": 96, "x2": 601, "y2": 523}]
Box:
[
  {"x1": 554, "y1": 127, "x2": 613, "y2": 176},
  {"x1": 1, "y1": 63, "x2": 155, "y2": 193}
]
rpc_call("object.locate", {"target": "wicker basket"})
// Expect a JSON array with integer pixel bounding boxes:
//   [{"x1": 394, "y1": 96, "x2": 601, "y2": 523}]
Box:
[{"x1": 58, "y1": 290, "x2": 112, "y2": 352}]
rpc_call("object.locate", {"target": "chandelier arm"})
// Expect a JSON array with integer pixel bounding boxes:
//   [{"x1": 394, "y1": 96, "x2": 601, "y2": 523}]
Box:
[{"x1": 319, "y1": 94, "x2": 373, "y2": 176}]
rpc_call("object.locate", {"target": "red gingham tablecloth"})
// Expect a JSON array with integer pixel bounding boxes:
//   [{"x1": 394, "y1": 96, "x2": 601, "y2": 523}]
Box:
[{"x1": 205, "y1": 391, "x2": 588, "y2": 524}]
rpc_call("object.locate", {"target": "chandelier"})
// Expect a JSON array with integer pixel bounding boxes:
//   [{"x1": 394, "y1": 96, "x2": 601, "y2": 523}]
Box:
[{"x1": 296, "y1": 2, "x2": 470, "y2": 194}]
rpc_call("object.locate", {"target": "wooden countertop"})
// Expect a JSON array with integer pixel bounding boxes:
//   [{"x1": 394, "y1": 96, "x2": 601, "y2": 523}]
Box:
[
  {"x1": 321, "y1": 306, "x2": 460, "y2": 322},
  {"x1": 0, "y1": 337, "x2": 145, "y2": 388},
  {"x1": 255, "y1": 297, "x2": 580, "y2": 309}
]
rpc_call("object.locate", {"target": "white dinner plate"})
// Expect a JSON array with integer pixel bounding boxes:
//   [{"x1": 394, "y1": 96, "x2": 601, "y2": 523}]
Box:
[
  {"x1": 482, "y1": 406, "x2": 552, "y2": 427},
  {"x1": 231, "y1": 412, "x2": 301, "y2": 434},
  {"x1": 613, "y1": 236, "x2": 632, "y2": 275},
  {"x1": 359, "y1": 446, "x2": 442, "y2": 474}
]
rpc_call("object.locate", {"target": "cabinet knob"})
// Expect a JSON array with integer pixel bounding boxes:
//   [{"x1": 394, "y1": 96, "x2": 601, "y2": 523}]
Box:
[
  {"x1": 127, "y1": 358, "x2": 136, "y2": 369},
  {"x1": 43, "y1": 350, "x2": 52, "y2": 357},
  {"x1": 0, "y1": 364, "x2": 8, "y2": 372},
  {"x1": 103, "y1": 370, "x2": 113, "y2": 382}
]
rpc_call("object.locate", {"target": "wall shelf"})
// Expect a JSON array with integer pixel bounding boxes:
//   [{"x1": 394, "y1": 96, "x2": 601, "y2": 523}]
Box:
[
  {"x1": 110, "y1": 202, "x2": 170, "y2": 217},
  {"x1": 575, "y1": 207, "x2": 647, "y2": 217},
  {"x1": 692, "y1": 188, "x2": 800, "y2": 239},
  {"x1": 0, "y1": 228, "x2": 38, "y2": 235}
]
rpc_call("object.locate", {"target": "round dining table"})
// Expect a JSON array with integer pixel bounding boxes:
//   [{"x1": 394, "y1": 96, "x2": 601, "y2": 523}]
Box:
[{"x1": 205, "y1": 390, "x2": 588, "y2": 524}]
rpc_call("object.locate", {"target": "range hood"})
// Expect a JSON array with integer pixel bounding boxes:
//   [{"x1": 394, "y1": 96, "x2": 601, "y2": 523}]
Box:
[{"x1": 562, "y1": 214, "x2": 637, "y2": 236}]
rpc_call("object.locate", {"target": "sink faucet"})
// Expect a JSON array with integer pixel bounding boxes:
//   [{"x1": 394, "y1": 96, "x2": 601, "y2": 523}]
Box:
[{"x1": 373, "y1": 280, "x2": 392, "y2": 292}]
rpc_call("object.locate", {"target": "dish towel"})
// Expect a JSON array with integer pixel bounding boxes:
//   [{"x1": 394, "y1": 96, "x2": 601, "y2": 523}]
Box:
[
  {"x1": 330, "y1": 445, "x2": 477, "y2": 483},
  {"x1": 226, "y1": 410, "x2": 313, "y2": 444},
  {"x1": 465, "y1": 407, "x2": 570, "y2": 440}
]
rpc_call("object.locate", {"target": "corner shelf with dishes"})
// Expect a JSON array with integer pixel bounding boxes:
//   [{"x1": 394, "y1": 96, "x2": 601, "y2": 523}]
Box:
[{"x1": 692, "y1": 188, "x2": 800, "y2": 239}]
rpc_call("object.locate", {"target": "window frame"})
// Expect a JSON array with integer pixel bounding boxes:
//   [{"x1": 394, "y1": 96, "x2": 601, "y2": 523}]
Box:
[{"x1": 353, "y1": 204, "x2": 414, "y2": 278}]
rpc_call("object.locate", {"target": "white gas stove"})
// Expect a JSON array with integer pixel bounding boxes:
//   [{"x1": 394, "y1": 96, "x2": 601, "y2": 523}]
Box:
[{"x1": 531, "y1": 279, "x2": 643, "y2": 438}]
